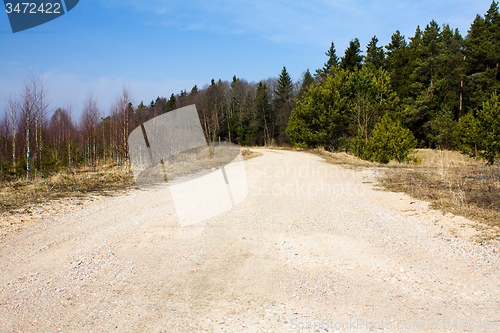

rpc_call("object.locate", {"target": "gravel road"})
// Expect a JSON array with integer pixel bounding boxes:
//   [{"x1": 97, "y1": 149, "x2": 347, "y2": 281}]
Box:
[{"x1": 1, "y1": 149, "x2": 499, "y2": 332}]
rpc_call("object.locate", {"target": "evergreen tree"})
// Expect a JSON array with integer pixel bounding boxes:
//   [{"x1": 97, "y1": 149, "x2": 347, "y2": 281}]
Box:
[
  {"x1": 274, "y1": 67, "x2": 294, "y2": 144},
  {"x1": 454, "y1": 112, "x2": 481, "y2": 157},
  {"x1": 287, "y1": 68, "x2": 353, "y2": 149},
  {"x1": 365, "y1": 36, "x2": 385, "y2": 70},
  {"x1": 429, "y1": 107, "x2": 457, "y2": 149},
  {"x1": 406, "y1": 21, "x2": 442, "y2": 145},
  {"x1": 385, "y1": 30, "x2": 410, "y2": 98},
  {"x1": 251, "y1": 82, "x2": 272, "y2": 145},
  {"x1": 341, "y1": 38, "x2": 363, "y2": 71},
  {"x1": 435, "y1": 26, "x2": 465, "y2": 118},
  {"x1": 225, "y1": 76, "x2": 244, "y2": 143},
  {"x1": 315, "y1": 42, "x2": 339, "y2": 80},
  {"x1": 455, "y1": 91, "x2": 500, "y2": 163},
  {"x1": 154, "y1": 96, "x2": 168, "y2": 114},
  {"x1": 238, "y1": 90, "x2": 255, "y2": 145},
  {"x1": 365, "y1": 113, "x2": 417, "y2": 163},
  {"x1": 464, "y1": 1, "x2": 500, "y2": 110},
  {"x1": 166, "y1": 93, "x2": 177, "y2": 112},
  {"x1": 485, "y1": 0, "x2": 500, "y2": 73},
  {"x1": 298, "y1": 69, "x2": 314, "y2": 101},
  {"x1": 350, "y1": 66, "x2": 398, "y2": 141}
]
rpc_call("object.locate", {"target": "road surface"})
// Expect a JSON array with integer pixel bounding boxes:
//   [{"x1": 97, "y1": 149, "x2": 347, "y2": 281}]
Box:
[{"x1": 1, "y1": 149, "x2": 499, "y2": 332}]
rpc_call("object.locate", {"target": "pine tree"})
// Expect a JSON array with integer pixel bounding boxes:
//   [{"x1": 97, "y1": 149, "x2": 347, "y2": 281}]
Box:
[
  {"x1": 464, "y1": 1, "x2": 500, "y2": 110},
  {"x1": 485, "y1": 0, "x2": 500, "y2": 74},
  {"x1": 365, "y1": 36, "x2": 385, "y2": 70},
  {"x1": 315, "y1": 42, "x2": 339, "y2": 80},
  {"x1": 407, "y1": 21, "x2": 442, "y2": 145},
  {"x1": 274, "y1": 67, "x2": 294, "y2": 144},
  {"x1": 166, "y1": 93, "x2": 177, "y2": 112},
  {"x1": 298, "y1": 69, "x2": 314, "y2": 101},
  {"x1": 341, "y1": 38, "x2": 363, "y2": 71},
  {"x1": 365, "y1": 113, "x2": 417, "y2": 163},
  {"x1": 454, "y1": 91, "x2": 500, "y2": 163},
  {"x1": 252, "y1": 82, "x2": 272, "y2": 146},
  {"x1": 385, "y1": 30, "x2": 410, "y2": 98},
  {"x1": 287, "y1": 68, "x2": 353, "y2": 149}
]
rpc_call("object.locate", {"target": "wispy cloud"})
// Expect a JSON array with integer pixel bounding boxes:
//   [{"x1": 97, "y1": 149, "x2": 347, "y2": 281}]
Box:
[{"x1": 95, "y1": 0, "x2": 493, "y2": 51}]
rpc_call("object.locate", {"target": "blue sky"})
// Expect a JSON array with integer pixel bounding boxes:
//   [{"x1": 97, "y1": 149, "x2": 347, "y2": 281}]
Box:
[{"x1": 0, "y1": 0, "x2": 494, "y2": 121}]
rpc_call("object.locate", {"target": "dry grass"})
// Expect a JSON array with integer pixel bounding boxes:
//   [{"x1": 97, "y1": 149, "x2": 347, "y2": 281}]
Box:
[
  {"x1": 380, "y1": 149, "x2": 500, "y2": 233},
  {"x1": 241, "y1": 148, "x2": 264, "y2": 160},
  {"x1": 309, "y1": 148, "x2": 500, "y2": 239},
  {"x1": 1, "y1": 148, "x2": 263, "y2": 214},
  {"x1": 0, "y1": 164, "x2": 135, "y2": 214},
  {"x1": 309, "y1": 147, "x2": 380, "y2": 167}
]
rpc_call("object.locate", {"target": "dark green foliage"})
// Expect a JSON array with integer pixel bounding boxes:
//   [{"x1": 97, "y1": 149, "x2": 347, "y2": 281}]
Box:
[
  {"x1": 454, "y1": 112, "x2": 481, "y2": 157},
  {"x1": 351, "y1": 128, "x2": 367, "y2": 159},
  {"x1": 428, "y1": 107, "x2": 457, "y2": 149},
  {"x1": 365, "y1": 113, "x2": 417, "y2": 163},
  {"x1": 315, "y1": 42, "x2": 340, "y2": 80},
  {"x1": 251, "y1": 82, "x2": 273, "y2": 145},
  {"x1": 298, "y1": 69, "x2": 314, "y2": 101},
  {"x1": 365, "y1": 36, "x2": 385, "y2": 70},
  {"x1": 274, "y1": 67, "x2": 294, "y2": 144},
  {"x1": 464, "y1": 1, "x2": 500, "y2": 111},
  {"x1": 287, "y1": 68, "x2": 352, "y2": 149},
  {"x1": 341, "y1": 38, "x2": 363, "y2": 71},
  {"x1": 402, "y1": 21, "x2": 465, "y2": 146},
  {"x1": 385, "y1": 30, "x2": 412, "y2": 99},
  {"x1": 455, "y1": 91, "x2": 500, "y2": 163},
  {"x1": 166, "y1": 93, "x2": 177, "y2": 112}
]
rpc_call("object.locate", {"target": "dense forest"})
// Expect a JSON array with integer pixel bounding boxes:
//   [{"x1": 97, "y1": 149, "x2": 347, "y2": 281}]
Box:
[{"x1": 1, "y1": 2, "x2": 500, "y2": 179}]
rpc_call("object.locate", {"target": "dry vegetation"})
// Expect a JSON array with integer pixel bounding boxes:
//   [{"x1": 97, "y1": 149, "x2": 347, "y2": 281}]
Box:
[
  {"x1": 380, "y1": 149, "x2": 500, "y2": 231},
  {"x1": 0, "y1": 164, "x2": 135, "y2": 214},
  {"x1": 241, "y1": 148, "x2": 264, "y2": 160},
  {"x1": 0, "y1": 148, "x2": 263, "y2": 215},
  {"x1": 312, "y1": 148, "x2": 500, "y2": 239},
  {"x1": 3, "y1": 146, "x2": 498, "y2": 239}
]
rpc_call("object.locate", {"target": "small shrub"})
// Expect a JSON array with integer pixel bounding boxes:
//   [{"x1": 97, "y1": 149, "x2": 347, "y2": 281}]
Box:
[
  {"x1": 454, "y1": 92, "x2": 500, "y2": 164},
  {"x1": 365, "y1": 113, "x2": 417, "y2": 164},
  {"x1": 351, "y1": 129, "x2": 367, "y2": 159}
]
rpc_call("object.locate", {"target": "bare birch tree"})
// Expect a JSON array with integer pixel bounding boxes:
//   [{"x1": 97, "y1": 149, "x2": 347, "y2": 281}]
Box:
[
  {"x1": 6, "y1": 95, "x2": 18, "y2": 173},
  {"x1": 81, "y1": 93, "x2": 100, "y2": 170}
]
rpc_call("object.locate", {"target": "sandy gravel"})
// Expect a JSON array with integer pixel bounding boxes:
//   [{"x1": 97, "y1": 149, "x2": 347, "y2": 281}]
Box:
[{"x1": 0, "y1": 149, "x2": 499, "y2": 332}]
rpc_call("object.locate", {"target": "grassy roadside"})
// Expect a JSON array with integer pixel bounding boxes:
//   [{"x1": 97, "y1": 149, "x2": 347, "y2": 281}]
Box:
[
  {"x1": 241, "y1": 148, "x2": 264, "y2": 160},
  {"x1": 0, "y1": 164, "x2": 136, "y2": 214},
  {"x1": 380, "y1": 150, "x2": 500, "y2": 233},
  {"x1": 0, "y1": 148, "x2": 263, "y2": 215},
  {"x1": 3, "y1": 146, "x2": 498, "y2": 239},
  {"x1": 312, "y1": 148, "x2": 500, "y2": 239}
]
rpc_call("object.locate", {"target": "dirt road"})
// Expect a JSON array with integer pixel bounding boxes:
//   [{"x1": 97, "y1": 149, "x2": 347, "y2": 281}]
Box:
[{"x1": 1, "y1": 149, "x2": 499, "y2": 332}]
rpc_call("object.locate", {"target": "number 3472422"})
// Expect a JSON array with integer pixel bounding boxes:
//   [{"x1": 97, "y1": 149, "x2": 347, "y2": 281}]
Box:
[{"x1": 5, "y1": 3, "x2": 62, "y2": 14}]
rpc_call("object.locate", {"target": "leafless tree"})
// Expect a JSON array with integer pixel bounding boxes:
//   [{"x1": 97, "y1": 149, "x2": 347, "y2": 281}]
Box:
[
  {"x1": 49, "y1": 107, "x2": 75, "y2": 164},
  {"x1": 80, "y1": 92, "x2": 100, "y2": 170},
  {"x1": 110, "y1": 86, "x2": 133, "y2": 168},
  {"x1": 16, "y1": 71, "x2": 50, "y2": 178},
  {"x1": 6, "y1": 95, "x2": 19, "y2": 173}
]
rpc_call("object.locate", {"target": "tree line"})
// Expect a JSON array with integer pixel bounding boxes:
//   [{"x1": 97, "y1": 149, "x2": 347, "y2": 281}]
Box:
[
  {"x1": 289, "y1": 1, "x2": 500, "y2": 163},
  {"x1": 0, "y1": 70, "x2": 297, "y2": 180},
  {"x1": 1, "y1": 1, "x2": 500, "y2": 180}
]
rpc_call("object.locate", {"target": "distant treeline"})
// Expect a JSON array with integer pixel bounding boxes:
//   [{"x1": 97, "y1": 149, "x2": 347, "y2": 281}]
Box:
[{"x1": 1, "y1": 1, "x2": 500, "y2": 179}]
